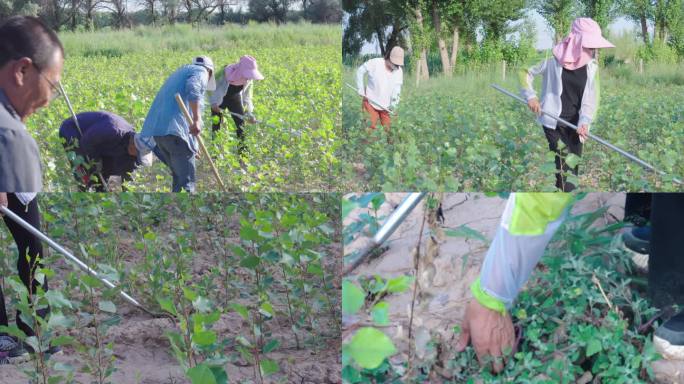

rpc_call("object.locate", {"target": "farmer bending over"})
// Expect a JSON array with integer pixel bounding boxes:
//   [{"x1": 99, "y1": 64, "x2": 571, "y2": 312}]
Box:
[
  {"x1": 140, "y1": 56, "x2": 216, "y2": 192},
  {"x1": 456, "y1": 193, "x2": 684, "y2": 374},
  {"x1": 210, "y1": 55, "x2": 264, "y2": 157},
  {"x1": 520, "y1": 18, "x2": 614, "y2": 191},
  {"x1": 59, "y1": 111, "x2": 154, "y2": 191},
  {"x1": 356, "y1": 46, "x2": 403, "y2": 143},
  {"x1": 0, "y1": 16, "x2": 65, "y2": 363}
]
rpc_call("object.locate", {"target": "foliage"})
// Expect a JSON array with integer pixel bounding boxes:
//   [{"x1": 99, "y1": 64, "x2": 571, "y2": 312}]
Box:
[
  {"x1": 342, "y1": 194, "x2": 663, "y2": 383},
  {"x1": 27, "y1": 24, "x2": 341, "y2": 192},
  {"x1": 341, "y1": 66, "x2": 684, "y2": 192}
]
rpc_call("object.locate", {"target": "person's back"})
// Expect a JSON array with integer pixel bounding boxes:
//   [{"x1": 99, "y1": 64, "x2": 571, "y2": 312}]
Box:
[{"x1": 142, "y1": 64, "x2": 206, "y2": 153}]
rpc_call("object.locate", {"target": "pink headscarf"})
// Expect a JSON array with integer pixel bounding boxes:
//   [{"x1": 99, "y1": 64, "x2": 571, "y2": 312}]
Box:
[
  {"x1": 224, "y1": 55, "x2": 265, "y2": 86},
  {"x1": 553, "y1": 18, "x2": 615, "y2": 70}
]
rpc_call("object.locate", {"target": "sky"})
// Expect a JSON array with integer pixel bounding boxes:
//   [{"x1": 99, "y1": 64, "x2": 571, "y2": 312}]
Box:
[{"x1": 355, "y1": 10, "x2": 638, "y2": 55}]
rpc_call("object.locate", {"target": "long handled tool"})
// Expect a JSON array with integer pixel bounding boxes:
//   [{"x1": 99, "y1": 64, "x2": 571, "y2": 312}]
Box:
[
  {"x1": 57, "y1": 81, "x2": 111, "y2": 192},
  {"x1": 491, "y1": 84, "x2": 683, "y2": 185},
  {"x1": 1, "y1": 205, "x2": 141, "y2": 308},
  {"x1": 345, "y1": 83, "x2": 396, "y2": 115},
  {"x1": 344, "y1": 193, "x2": 426, "y2": 275},
  {"x1": 174, "y1": 93, "x2": 227, "y2": 191}
]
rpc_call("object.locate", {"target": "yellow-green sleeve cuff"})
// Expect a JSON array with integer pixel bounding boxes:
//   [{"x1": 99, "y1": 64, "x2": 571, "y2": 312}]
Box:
[{"x1": 470, "y1": 277, "x2": 506, "y2": 316}]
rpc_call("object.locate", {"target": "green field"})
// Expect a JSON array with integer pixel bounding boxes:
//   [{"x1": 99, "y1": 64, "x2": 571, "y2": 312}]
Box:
[
  {"x1": 342, "y1": 62, "x2": 684, "y2": 192},
  {"x1": 31, "y1": 23, "x2": 341, "y2": 192}
]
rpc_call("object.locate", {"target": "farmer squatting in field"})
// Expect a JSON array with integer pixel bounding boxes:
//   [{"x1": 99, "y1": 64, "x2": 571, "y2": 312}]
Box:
[
  {"x1": 355, "y1": 46, "x2": 404, "y2": 143},
  {"x1": 139, "y1": 55, "x2": 217, "y2": 192},
  {"x1": 456, "y1": 193, "x2": 684, "y2": 373},
  {"x1": 210, "y1": 55, "x2": 264, "y2": 157},
  {"x1": 521, "y1": 18, "x2": 614, "y2": 192},
  {"x1": 58, "y1": 111, "x2": 155, "y2": 191},
  {"x1": 0, "y1": 16, "x2": 64, "y2": 364}
]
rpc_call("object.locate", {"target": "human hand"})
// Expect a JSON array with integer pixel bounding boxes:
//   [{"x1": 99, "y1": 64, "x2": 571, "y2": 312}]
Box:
[
  {"x1": 189, "y1": 121, "x2": 201, "y2": 136},
  {"x1": 527, "y1": 98, "x2": 541, "y2": 116},
  {"x1": 0, "y1": 192, "x2": 7, "y2": 214},
  {"x1": 455, "y1": 300, "x2": 515, "y2": 373},
  {"x1": 578, "y1": 124, "x2": 590, "y2": 143},
  {"x1": 211, "y1": 105, "x2": 220, "y2": 114}
]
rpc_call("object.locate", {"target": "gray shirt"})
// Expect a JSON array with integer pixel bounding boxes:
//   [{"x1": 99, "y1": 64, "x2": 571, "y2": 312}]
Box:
[{"x1": 0, "y1": 88, "x2": 42, "y2": 192}]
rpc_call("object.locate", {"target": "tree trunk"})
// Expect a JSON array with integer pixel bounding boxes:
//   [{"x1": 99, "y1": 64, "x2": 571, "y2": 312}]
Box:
[
  {"x1": 376, "y1": 26, "x2": 385, "y2": 56},
  {"x1": 640, "y1": 12, "x2": 649, "y2": 45},
  {"x1": 413, "y1": 6, "x2": 429, "y2": 84},
  {"x1": 71, "y1": 0, "x2": 78, "y2": 31},
  {"x1": 385, "y1": 23, "x2": 402, "y2": 53},
  {"x1": 431, "y1": 1, "x2": 451, "y2": 76},
  {"x1": 449, "y1": 26, "x2": 459, "y2": 73}
]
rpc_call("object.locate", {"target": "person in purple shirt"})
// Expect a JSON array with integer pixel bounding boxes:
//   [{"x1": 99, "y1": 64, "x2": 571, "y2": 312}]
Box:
[{"x1": 59, "y1": 111, "x2": 154, "y2": 191}]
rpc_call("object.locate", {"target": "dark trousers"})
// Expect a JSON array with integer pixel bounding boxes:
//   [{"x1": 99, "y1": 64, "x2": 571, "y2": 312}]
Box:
[
  {"x1": 624, "y1": 193, "x2": 652, "y2": 226},
  {"x1": 543, "y1": 125, "x2": 583, "y2": 192},
  {"x1": 646, "y1": 194, "x2": 684, "y2": 308},
  {"x1": 1, "y1": 194, "x2": 49, "y2": 337},
  {"x1": 211, "y1": 87, "x2": 245, "y2": 155}
]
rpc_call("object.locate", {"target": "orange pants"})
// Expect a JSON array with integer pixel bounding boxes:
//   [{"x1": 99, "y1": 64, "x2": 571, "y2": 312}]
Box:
[{"x1": 362, "y1": 99, "x2": 391, "y2": 130}]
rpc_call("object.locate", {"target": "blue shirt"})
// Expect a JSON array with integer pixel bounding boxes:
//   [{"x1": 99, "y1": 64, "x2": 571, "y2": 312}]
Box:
[{"x1": 140, "y1": 65, "x2": 208, "y2": 153}]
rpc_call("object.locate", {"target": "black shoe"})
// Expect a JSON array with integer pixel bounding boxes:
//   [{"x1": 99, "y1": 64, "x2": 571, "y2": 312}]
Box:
[
  {"x1": 655, "y1": 310, "x2": 684, "y2": 360},
  {"x1": 622, "y1": 226, "x2": 651, "y2": 271},
  {"x1": 0, "y1": 335, "x2": 29, "y2": 364}
]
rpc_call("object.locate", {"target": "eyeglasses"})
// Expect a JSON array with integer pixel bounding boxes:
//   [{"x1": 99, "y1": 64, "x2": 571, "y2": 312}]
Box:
[{"x1": 32, "y1": 62, "x2": 62, "y2": 102}]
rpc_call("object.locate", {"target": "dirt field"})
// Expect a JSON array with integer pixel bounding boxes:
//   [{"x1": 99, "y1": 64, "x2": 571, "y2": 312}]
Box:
[{"x1": 0, "y1": 195, "x2": 341, "y2": 384}]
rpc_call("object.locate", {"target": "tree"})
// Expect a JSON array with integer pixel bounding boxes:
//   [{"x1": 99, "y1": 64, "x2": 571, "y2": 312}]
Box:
[
  {"x1": 248, "y1": 0, "x2": 290, "y2": 23},
  {"x1": 138, "y1": 0, "x2": 157, "y2": 25},
  {"x1": 579, "y1": 0, "x2": 619, "y2": 31},
  {"x1": 81, "y1": 0, "x2": 104, "y2": 29},
  {"x1": 303, "y1": 0, "x2": 341, "y2": 23},
  {"x1": 533, "y1": 0, "x2": 577, "y2": 43},
  {"x1": 161, "y1": 0, "x2": 179, "y2": 24},
  {"x1": 619, "y1": 0, "x2": 654, "y2": 45},
  {"x1": 104, "y1": 0, "x2": 130, "y2": 27},
  {"x1": 475, "y1": 0, "x2": 525, "y2": 42},
  {"x1": 342, "y1": 0, "x2": 408, "y2": 57}
]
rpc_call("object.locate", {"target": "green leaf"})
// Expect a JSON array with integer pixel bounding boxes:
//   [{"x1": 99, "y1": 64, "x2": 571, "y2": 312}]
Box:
[
  {"x1": 259, "y1": 302, "x2": 275, "y2": 318},
  {"x1": 240, "y1": 256, "x2": 261, "y2": 269},
  {"x1": 98, "y1": 300, "x2": 117, "y2": 313},
  {"x1": 230, "y1": 303, "x2": 249, "y2": 320},
  {"x1": 158, "y1": 298, "x2": 177, "y2": 316},
  {"x1": 346, "y1": 327, "x2": 397, "y2": 369},
  {"x1": 342, "y1": 280, "x2": 365, "y2": 315},
  {"x1": 342, "y1": 199, "x2": 357, "y2": 219},
  {"x1": 565, "y1": 153, "x2": 581, "y2": 169},
  {"x1": 260, "y1": 359, "x2": 279, "y2": 376},
  {"x1": 386, "y1": 275, "x2": 414, "y2": 293},
  {"x1": 192, "y1": 330, "x2": 217, "y2": 346},
  {"x1": 240, "y1": 226, "x2": 260, "y2": 241},
  {"x1": 586, "y1": 339, "x2": 602, "y2": 357},
  {"x1": 187, "y1": 364, "x2": 217, "y2": 384},
  {"x1": 262, "y1": 339, "x2": 280, "y2": 354},
  {"x1": 371, "y1": 301, "x2": 389, "y2": 326},
  {"x1": 444, "y1": 225, "x2": 488, "y2": 243}
]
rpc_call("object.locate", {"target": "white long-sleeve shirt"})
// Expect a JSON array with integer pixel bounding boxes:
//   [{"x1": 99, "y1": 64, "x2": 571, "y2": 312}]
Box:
[
  {"x1": 209, "y1": 74, "x2": 254, "y2": 113},
  {"x1": 356, "y1": 57, "x2": 403, "y2": 111}
]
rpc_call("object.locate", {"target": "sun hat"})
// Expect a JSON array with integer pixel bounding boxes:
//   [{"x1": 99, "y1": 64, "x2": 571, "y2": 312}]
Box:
[
  {"x1": 553, "y1": 18, "x2": 615, "y2": 70},
  {"x1": 133, "y1": 133, "x2": 154, "y2": 167},
  {"x1": 389, "y1": 46, "x2": 405, "y2": 66},
  {"x1": 192, "y1": 56, "x2": 216, "y2": 91},
  {"x1": 225, "y1": 55, "x2": 264, "y2": 85}
]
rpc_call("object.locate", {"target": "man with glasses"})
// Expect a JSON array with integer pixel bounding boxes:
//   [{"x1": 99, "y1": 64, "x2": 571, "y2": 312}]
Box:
[
  {"x1": 355, "y1": 46, "x2": 404, "y2": 143},
  {"x1": 0, "y1": 16, "x2": 65, "y2": 363}
]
